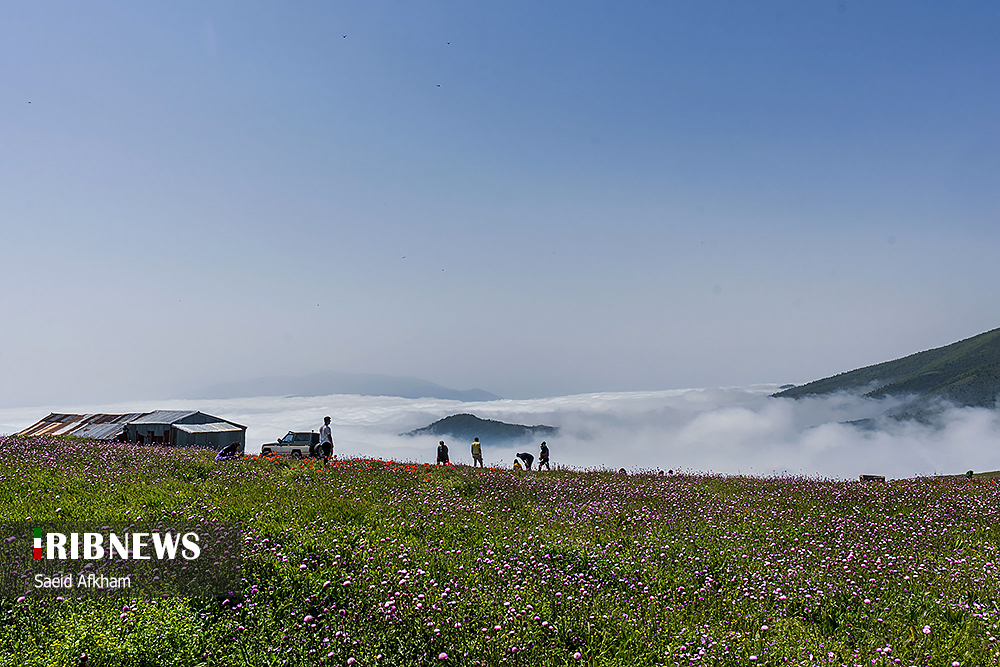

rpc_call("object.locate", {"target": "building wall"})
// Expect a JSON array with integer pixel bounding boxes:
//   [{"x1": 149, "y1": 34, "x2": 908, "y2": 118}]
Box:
[
  {"x1": 174, "y1": 429, "x2": 245, "y2": 450},
  {"x1": 124, "y1": 422, "x2": 246, "y2": 450},
  {"x1": 125, "y1": 423, "x2": 174, "y2": 445}
]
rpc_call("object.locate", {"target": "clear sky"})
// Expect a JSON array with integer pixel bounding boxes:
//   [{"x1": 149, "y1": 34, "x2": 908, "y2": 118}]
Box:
[{"x1": 2, "y1": 1, "x2": 999, "y2": 406}]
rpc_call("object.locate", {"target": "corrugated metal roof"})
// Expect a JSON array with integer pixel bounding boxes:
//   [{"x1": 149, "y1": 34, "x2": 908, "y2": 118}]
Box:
[
  {"x1": 18, "y1": 415, "x2": 86, "y2": 437},
  {"x1": 174, "y1": 422, "x2": 245, "y2": 434},
  {"x1": 129, "y1": 410, "x2": 199, "y2": 424},
  {"x1": 76, "y1": 413, "x2": 147, "y2": 426},
  {"x1": 71, "y1": 423, "x2": 127, "y2": 440},
  {"x1": 15, "y1": 413, "x2": 150, "y2": 439},
  {"x1": 50, "y1": 413, "x2": 81, "y2": 423},
  {"x1": 81, "y1": 413, "x2": 130, "y2": 424}
]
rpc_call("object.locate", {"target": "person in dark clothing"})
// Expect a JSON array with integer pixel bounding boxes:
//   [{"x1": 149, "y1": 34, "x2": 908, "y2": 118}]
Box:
[
  {"x1": 215, "y1": 442, "x2": 240, "y2": 462},
  {"x1": 516, "y1": 452, "x2": 534, "y2": 470},
  {"x1": 538, "y1": 441, "x2": 550, "y2": 470},
  {"x1": 436, "y1": 441, "x2": 450, "y2": 465}
]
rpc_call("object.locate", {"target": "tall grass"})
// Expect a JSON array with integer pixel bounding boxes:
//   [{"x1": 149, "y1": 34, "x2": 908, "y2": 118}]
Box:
[{"x1": 1, "y1": 435, "x2": 998, "y2": 666}]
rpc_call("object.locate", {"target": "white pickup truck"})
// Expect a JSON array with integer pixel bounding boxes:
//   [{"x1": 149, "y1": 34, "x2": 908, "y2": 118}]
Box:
[{"x1": 260, "y1": 431, "x2": 320, "y2": 459}]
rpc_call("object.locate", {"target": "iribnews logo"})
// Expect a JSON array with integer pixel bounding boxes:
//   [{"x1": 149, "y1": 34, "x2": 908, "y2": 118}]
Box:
[{"x1": 32, "y1": 527, "x2": 201, "y2": 561}]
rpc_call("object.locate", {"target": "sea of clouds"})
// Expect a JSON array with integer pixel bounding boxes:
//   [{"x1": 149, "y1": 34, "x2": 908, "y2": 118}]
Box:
[{"x1": 2, "y1": 386, "x2": 999, "y2": 479}]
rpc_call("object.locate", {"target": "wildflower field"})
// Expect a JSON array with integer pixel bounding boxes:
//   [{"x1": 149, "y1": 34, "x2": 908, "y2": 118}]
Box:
[{"x1": 1, "y1": 436, "x2": 999, "y2": 667}]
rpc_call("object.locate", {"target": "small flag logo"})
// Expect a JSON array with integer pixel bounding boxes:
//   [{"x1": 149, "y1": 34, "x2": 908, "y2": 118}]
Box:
[{"x1": 34, "y1": 527, "x2": 42, "y2": 559}]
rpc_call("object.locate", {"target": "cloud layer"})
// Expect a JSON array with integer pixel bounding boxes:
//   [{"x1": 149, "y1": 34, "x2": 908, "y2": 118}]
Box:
[{"x1": 3, "y1": 386, "x2": 999, "y2": 479}]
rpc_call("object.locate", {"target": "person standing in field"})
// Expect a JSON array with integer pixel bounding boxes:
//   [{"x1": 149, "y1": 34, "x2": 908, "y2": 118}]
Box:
[
  {"x1": 538, "y1": 441, "x2": 550, "y2": 470},
  {"x1": 516, "y1": 451, "x2": 534, "y2": 470},
  {"x1": 320, "y1": 416, "x2": 335, "y2": 465},
  {"x1": 437, "y1": 440, "x2": 450, "y2": 465},
  {"x1": 471, "y1": 437, "x2": 483, "y2": 467}
]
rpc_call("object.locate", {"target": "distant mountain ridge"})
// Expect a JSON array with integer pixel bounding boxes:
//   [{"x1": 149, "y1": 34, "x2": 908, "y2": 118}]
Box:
[
  {"x1": 773, "y1": 327, "x2": 1000, "y2": 410},
  {"x1": 403, "y1": 414, "x2": 557, "y2": 444},
  {"x1": 195, "y1": 372, "x2": 501, "y2": 402}
]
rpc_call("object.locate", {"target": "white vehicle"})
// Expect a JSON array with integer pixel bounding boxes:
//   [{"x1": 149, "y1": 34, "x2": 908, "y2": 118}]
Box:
[{"x1": 260, "y1": 431, "x2": 320, "y2": 459}]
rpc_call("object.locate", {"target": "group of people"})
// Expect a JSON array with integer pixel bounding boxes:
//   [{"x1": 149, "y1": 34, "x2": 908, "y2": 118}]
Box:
[
  {"x1": 275, "y1": 416, "x2": 553, "y2": 470},
  {"x1": 436, "y1": 438, "x2": 550, "y2": 470},
  {"x1": 513, "y1": 443, "x2": 550, "y2": 470}
]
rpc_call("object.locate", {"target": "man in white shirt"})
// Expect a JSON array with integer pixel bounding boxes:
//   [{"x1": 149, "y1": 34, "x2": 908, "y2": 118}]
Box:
[{"x1": 320, "y1": 416, "x2": 335, "y2": 465}]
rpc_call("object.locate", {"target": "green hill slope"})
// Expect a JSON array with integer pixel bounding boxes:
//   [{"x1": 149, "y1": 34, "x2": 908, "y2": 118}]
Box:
[
  {"x1": 402, "y1": 413, "x2": 557, "y2": 444},
  {"x1": 773, "y1": 327, "x2": 1000, "y2": 408}
]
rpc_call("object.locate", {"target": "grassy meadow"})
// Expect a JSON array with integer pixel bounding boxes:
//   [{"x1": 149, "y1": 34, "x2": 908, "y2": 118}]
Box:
[{"x1": 1, "y1": 435, "x2": 999, "y2": 666}]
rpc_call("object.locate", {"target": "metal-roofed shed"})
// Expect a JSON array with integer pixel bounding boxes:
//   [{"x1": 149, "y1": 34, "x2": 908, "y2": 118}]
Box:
[
  {"x1": 17, "y1": 409, "x2": 245, "y2": 452},
  {"x1": 124, "y1": 411, "x2": 245, "y2": 451},
  {"x1": 172, "y1": 422, "x2": 245, "y2": 448}
]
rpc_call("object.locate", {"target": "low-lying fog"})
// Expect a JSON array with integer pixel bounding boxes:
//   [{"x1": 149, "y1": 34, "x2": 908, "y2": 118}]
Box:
[{"x1": 3, "y1": 386, "x2": 998, "y2": 479}]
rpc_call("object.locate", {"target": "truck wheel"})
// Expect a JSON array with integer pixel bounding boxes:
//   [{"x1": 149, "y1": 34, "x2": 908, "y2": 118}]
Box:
[
  {"x1": 292, "y1": 450, "x2": 303, "y2": 459},
  {"x1": 262, "y1": 448, "x2": 272, "y2": 455}
]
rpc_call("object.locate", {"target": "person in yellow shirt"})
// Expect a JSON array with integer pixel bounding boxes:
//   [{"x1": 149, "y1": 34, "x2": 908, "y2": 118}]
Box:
[{"x1": 471, "y1": 437, "x2": 483, "y2": 467}]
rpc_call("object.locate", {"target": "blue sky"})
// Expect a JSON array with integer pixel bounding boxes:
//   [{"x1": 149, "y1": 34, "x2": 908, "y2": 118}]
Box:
[{"x1": 2, "y1": 2, "x2": 999, "y2": 406}]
